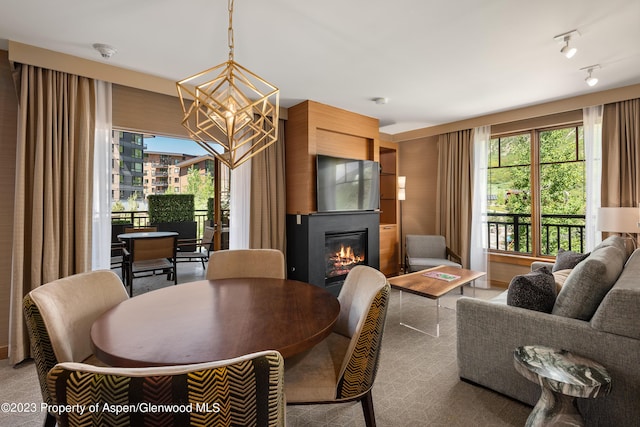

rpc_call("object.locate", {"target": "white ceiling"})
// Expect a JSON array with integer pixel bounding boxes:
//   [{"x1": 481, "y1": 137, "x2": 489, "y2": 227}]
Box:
[{"x1": 2, "y1": 0, "x2": 640, "y2": 135}]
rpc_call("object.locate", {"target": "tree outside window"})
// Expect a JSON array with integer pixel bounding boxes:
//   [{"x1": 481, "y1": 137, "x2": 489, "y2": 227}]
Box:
[{"x1": 487, "y1": 125, "x2": 585, "y2": 256}]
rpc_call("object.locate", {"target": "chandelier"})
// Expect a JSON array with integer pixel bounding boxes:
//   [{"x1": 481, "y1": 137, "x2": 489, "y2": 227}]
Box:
[{"x1": 176, "y1": 0, "x2": 280, "y2": 169}]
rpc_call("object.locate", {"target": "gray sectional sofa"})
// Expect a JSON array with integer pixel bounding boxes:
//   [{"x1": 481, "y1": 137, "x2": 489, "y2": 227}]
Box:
[{"x1": 457, "y1": 236, "x2": 640, "y2": 426}]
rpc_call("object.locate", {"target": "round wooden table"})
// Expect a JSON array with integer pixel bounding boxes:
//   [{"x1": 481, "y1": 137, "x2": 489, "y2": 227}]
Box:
[{"x1": 90, "y1": 278, "x2": 340, "y2": 367}]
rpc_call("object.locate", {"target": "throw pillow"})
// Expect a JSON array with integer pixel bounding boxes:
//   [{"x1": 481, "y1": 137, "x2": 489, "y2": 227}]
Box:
[
  {"x1": 507, "y1": 267, "x2": 557, "y2": 313},
  {"x1": 552, "y1": 245, "x2": 626, "y2": 320},
  {"x1": 553, "y1": 248, "x2": 589, "y2": 272},
  {"x1": 552, "y1": 269, "x2": 572, "y2": 294}
]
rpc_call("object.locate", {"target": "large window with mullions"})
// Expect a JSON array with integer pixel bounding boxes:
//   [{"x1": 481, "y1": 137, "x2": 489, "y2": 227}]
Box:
[{"x1": 487, "y1": 125, "x2": 585, "y2": 256}]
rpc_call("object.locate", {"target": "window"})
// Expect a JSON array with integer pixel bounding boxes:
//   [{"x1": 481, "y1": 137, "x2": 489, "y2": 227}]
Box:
[{"x1": 487, "y1": 125, "x2": 585, "y2": 256}]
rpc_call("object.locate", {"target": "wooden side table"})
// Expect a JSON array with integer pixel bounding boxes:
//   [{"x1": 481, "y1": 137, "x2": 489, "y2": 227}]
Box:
[{"x1": 513, "y1": 345, "x2": 611, "y2": 427}]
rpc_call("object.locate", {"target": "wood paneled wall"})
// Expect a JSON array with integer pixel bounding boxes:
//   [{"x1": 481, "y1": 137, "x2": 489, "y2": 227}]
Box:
[
  {"x1": 285, "y1": 100, "x2": 379, "y2": 214},
  {"x1": 398, "y1": 135, "x2": 438, "y2": 238},
  {"x1": 0, "y1": 51, "x2": 18, "y2": 358}
]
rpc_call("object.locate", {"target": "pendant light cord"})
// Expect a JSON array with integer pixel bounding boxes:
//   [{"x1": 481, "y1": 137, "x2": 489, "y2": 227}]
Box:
[{"x1": 228, "y1": 0, "x2": 235, "y2": 61}]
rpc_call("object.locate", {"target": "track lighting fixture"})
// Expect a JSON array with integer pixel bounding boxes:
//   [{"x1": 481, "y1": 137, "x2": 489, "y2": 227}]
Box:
[
  {"x1": 581, "y1": 65, "x2": 601, "y2": 87},
  {"x1": 553, "y1": 30, "x2": 580, "y2": 59}
]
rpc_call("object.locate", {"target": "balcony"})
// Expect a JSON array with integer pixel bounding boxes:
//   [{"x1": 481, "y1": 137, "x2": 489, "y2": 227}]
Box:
[
  {"x1": 111, "y1": 209, "x2": 230, "y2": 242},
  {"x1": 487, "y1": 213, "x2": 585, "y2": 255}
]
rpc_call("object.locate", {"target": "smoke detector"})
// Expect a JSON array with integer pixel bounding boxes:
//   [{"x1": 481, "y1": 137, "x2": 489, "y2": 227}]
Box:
[{"x1": 92, "y1": 43, "x2": 117, "y2": 59}]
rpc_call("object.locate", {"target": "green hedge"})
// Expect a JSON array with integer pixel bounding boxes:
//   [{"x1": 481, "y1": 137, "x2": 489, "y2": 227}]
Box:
[{"x1": 148, "y1": 194, "x2": 195, "y2": 223}]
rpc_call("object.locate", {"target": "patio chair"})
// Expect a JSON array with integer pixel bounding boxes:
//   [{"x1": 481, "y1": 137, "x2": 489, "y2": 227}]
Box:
[
  {"x1": 405, "y1": 234, "x2": 462, "y2": 273},
  {"x1": 176, "y1": 225, "x2": 215, "y2": 268},
  {"x1": 206, "y1": 248, "x2": 286, "y2": 280},
  {"x1": 284, "y1": 265, "x2": 391, "y2": 427},
  {"x1": 47, "y1": 350, "x2": 285, "y2": 427},
  {"x1": 23, "y1": 270, "x2": 129, "y2": 427},
  {"x1": 123, "y1": 234, "x2": 178, "y2": 296}
]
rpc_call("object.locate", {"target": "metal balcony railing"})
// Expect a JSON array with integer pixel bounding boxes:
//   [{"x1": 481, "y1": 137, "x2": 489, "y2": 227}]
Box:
[
  {"x1": 111, "y1": 209, "x2": 230, "y2": 240},
  {"x1": 486, "y1": 213, "x2": 585, "y2": 255}
]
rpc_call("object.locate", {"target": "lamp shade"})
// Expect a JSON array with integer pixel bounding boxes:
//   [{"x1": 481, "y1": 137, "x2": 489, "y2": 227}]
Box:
[
  {"x1": 397, "y1": 176, "x2": 406, "y2": 201},
  {"x1": 597, "y1": 207, "x2": 640, "y2": 233}
]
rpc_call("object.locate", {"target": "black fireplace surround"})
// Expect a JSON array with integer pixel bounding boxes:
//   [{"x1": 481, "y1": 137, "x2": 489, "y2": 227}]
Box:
[{"x1": 286, "y1": 211, "x2": 380, "y2": 296}]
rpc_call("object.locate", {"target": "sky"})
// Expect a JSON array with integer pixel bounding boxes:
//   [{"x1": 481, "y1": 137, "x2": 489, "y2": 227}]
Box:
[{"x1": 144, "y1": 135, "x2": 208, "y2": 156}]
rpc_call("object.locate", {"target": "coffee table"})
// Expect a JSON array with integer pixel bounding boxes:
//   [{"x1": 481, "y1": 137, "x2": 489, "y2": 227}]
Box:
[{"x1": 388, "y1": 265, "x2": 486, "y2": 337}]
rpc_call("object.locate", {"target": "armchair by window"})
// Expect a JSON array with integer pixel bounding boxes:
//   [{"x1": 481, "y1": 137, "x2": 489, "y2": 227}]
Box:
[{"x1": 405, "y1": 234, "x2": 462, "y2": 273}]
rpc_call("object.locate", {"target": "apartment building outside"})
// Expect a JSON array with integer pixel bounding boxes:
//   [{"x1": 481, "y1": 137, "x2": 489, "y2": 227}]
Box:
[{"x1": 111, "y1": 131, "x2": 228, "y2": 210}]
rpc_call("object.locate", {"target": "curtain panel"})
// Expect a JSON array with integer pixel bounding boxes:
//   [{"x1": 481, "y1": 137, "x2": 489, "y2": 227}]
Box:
[
  {"x1": 250, "y1": 120, "x2": 286, "y2": 252},
  {"x1": 583, "y1": 105, "x2": 603, "y2": 250},
  {"x1": 9, "y1": 64, "x2": 95, "y2": 364},
  {"x1": 601, "y1": 98, "x2": 640, "y2": 207},
  {"x1": 436, "y1": 129, "x2": 473, "y2": 268},
  {"x1": 470, "y1": 126, "x2": 490, "y2": 287}
]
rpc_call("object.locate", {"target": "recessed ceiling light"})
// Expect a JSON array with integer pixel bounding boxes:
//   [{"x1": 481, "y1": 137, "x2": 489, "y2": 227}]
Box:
[{"x1": 373, "y1": 97, "x2": 389, "y2": 105}]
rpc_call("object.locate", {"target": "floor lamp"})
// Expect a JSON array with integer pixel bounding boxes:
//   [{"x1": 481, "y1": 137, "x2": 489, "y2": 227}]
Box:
[
  {"x1": 597, "y1": 207, "x2": 639, "y2": 252},
  {"x1": 398, "y1": 176, "x2": 406, "y2": 273}
]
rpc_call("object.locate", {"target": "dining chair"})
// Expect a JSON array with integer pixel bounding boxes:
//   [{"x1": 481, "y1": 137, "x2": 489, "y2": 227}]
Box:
[
  {"x1": 23, "y1": 270, "x2": 129, "y2": 427},
  {"x1": 405, "y1": 234, "x2": 462, "y2": 273},
  {"x1": 123, "y1": 234, "x2": 178, "y2": 296},
  {"x1": 177, "y1": 225, "x2": 216, "y2": 268},
  {"x1": 284, "y1": 265, "x2": 391, "y2": 427},
  {"x1": 46, "y1": 350, "x2": 285, "y2": 427},
  {"x1": 206, "y1": 248, "x2": 286, "y2": 280}
]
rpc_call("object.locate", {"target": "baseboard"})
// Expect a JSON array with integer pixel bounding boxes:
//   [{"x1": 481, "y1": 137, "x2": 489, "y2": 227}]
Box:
[{"x1": 0, "y1": 345, "x2": 8, "y2": 360}]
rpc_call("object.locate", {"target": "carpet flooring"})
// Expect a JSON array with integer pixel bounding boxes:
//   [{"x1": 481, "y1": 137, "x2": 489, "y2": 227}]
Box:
[{"x1": 0, "y1": 264, "x2": 532, "y2": 426}]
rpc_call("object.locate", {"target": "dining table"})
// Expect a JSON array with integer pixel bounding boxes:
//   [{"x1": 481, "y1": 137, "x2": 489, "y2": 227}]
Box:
[{"x1": 90, "y1": 277, "x2": 340, "y2": 367}]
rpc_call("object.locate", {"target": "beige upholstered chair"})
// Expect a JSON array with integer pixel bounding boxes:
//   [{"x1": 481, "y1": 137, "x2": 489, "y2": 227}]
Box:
[
  {"x1": 284, "y1": 265, "x2": 391, "y2": 427},
  {"x1": 23, "y1": 270, "x2": 129, "y2": 427},
  {"x1": 405, "y1": 234, "x2": 462, "y2": 273},
  {"x1": 46, "y1": 350, "x2": 285, "y2": 427},
  {"x1": 206, "y1": 248, "x2": 286, "y2": 280}
]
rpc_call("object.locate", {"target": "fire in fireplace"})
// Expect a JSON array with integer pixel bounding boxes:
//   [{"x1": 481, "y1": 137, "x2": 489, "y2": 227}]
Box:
[{"x1": 325, "y1": 230, "x2": 367, "y2": 283}]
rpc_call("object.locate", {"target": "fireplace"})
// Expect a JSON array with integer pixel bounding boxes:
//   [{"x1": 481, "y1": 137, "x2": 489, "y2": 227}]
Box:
[
  {"x1": 287, "y1": 211, "x2": 379, "y2": 295},
  {"x1": 324, "y1": 230, "x2": 367, "y2": 285}
]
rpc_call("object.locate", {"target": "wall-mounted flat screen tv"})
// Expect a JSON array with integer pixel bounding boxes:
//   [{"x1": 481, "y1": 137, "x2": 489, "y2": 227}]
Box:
[{"x1": 316, "y1": 154, "x2": 380, "y2": 212}]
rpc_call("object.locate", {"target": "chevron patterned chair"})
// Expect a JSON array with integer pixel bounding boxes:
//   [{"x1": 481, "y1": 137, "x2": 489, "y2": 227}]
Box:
[
  {"x1": 284, "y1": 265, "x2": 391, "y2": 427},
  {"x1": 46, "y1": 350, "x2": 285, "y2": 427},
  {"x1": 206, "y1": 248, "x2": 286, "y2": 280},
  {"x1": 23, "y1": 270, "x2": 129, "y2": 427}
]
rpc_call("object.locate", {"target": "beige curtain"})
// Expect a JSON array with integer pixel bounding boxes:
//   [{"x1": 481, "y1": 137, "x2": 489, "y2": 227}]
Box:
[
  {"x1": 601, "y1": 98, "x2": 640, "y2": 207},
  {"x1": 436, "y1": 129, "x2": 473, "y2": 267},
  {"x1": 249, "y1": 119, "x2": 286, "y2": 253},
  {"x1": 9, "y1": 64, "x2": 95, "y2": 364}
]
